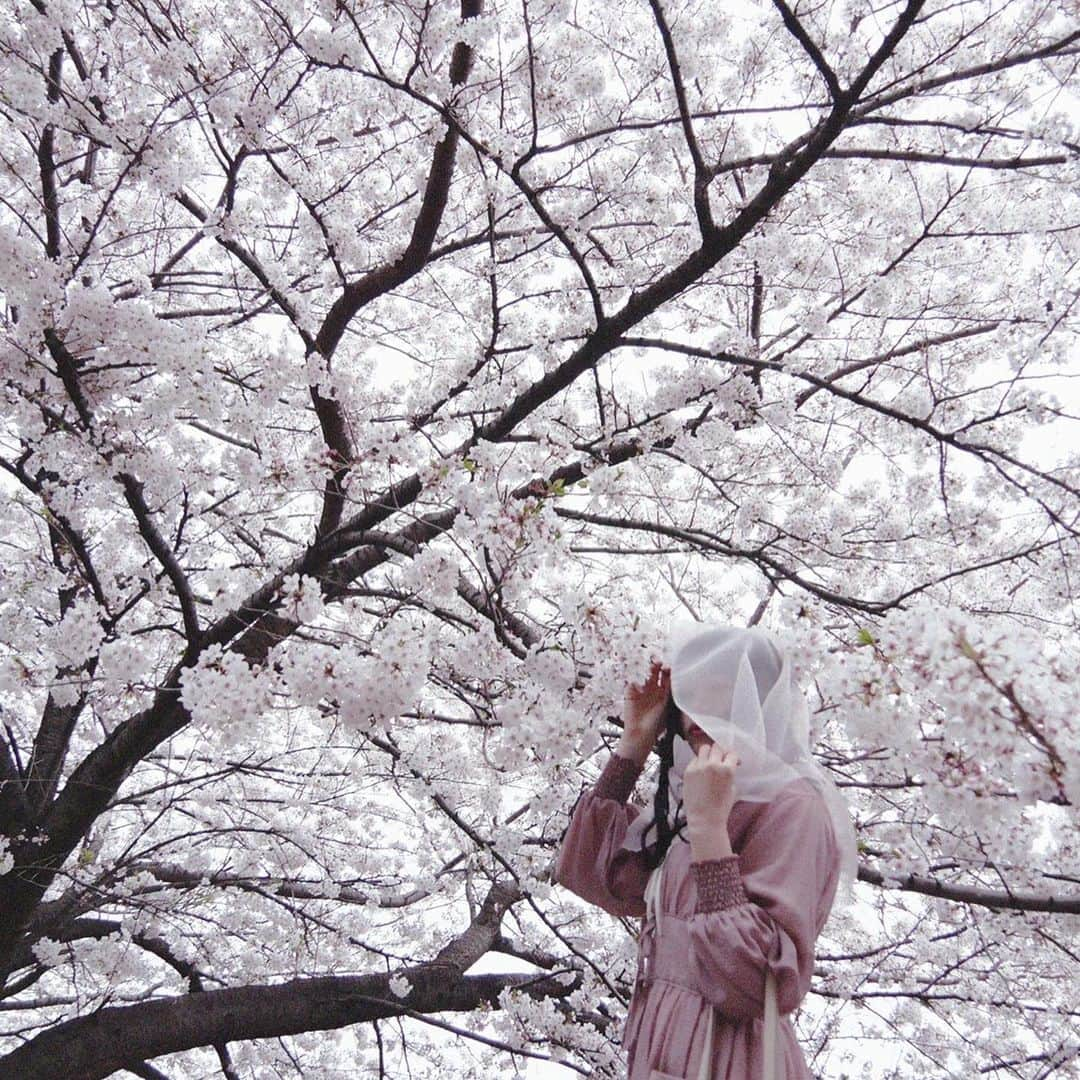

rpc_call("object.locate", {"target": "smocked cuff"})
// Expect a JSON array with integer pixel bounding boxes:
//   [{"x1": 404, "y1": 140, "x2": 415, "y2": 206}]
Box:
[
  {"x1": 691, "y1": 856, "x2": 749, "y2": 913},
  {"x1": 593, "y1": 753, "x2": 643, "y2": 803}
]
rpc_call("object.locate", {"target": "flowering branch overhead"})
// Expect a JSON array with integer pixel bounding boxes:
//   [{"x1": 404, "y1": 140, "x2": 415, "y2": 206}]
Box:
[{"x1": 0, "y1": 0, "x2": 1077, "y2": 1076}]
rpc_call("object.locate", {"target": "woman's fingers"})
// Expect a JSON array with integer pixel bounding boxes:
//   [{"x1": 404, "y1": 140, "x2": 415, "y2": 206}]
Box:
[
  {"x1": 622, "y1": 657, "x2": 672, "y2": 750},
  {"x1": 712, "y1": 745, "x2": 739, "y2": 766},
  {"x1": 630, "y1": 658, "x2": 668, "y2": 693},
  {"x1": 692, "y1": 744, "x2": 739, "y2": 768}
]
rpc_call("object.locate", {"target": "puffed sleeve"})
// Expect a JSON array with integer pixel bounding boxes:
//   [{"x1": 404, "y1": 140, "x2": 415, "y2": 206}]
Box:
[
  {"x1": 686, "y1": 783, "x2": 840, "y2": 1020},
  {"x1": 553, "y1": 753, "x2": 653, "y2": 917}
]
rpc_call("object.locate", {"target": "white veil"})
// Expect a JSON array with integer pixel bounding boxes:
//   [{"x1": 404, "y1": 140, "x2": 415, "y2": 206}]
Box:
[{"x1": 622, "y1": 623, "x2": 858, "y2": 904}]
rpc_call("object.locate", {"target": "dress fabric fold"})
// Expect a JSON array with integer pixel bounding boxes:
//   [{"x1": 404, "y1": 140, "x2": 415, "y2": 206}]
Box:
[{"x1": 555, "y1": 753, "x2": 841, "y2": 1080}]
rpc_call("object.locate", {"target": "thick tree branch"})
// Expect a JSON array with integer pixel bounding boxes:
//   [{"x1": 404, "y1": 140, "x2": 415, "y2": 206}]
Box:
[
  {"x1": 0, "y1": 964, "x2": 580, "y2": 1080},
  {"x1": 707, "y1": 28, "x2": 1080, "y2": 180},
  {"x1": 770, "y1": 0, "x2": 842, "y2": 100},
  {"x1": 118, "y1": 475, "x2": 201, "y2": 648},
  {"x1": 0, "y1": 457, "x2": 101, "y2": 816},
  {"x1": 858, "y1": 865, "x2": 1080, "y2": 914},
  {"x1": 40, "y1": 331, "x2": 201, "y2": 649},
  {"x1": 309, "y1": 0, "x2": 484, "y2": 542},
  {"x1": 647, "y1": 0, "x2": 714, "y2": 232},
  {"x1": 712, "y1": 146, "x2": 1074, "y2": 175},
  {"x1": 37, "y1": 45, "x2": 63, "y2": 259},
  {"x1": 117, "y1": 862, "x2": 432, "y2": 911},
  {"x1": 0, "y1": 733, "x2": 32, "y2": 830},
  {"x1": 0, "y1": 879, "x2": 566, "y2": 1080}
]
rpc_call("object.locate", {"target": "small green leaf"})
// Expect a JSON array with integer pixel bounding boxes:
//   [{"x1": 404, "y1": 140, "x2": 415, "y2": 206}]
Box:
[{"x1": 856, "y1": 627, "x2": 875, "y2": 646}]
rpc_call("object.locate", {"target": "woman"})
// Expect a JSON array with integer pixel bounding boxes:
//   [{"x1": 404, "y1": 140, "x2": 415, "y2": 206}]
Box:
[{"x1": 555, "y1": 625, "x2": 856, "y2": 1080}]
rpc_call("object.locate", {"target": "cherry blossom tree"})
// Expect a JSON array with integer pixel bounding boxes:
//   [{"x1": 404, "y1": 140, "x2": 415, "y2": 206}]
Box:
[{"x1": 1, "y1": 0, "x2": 1078, "y2": 1076}]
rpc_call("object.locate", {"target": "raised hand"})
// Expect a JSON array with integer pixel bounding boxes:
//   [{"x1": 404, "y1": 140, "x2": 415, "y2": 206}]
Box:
[
  {"x1": 683, "y1": 743, "x2": 739, "y2": 860},
  {"x1": 616, "y1": 659, "x2": 670, "y2": 765}
]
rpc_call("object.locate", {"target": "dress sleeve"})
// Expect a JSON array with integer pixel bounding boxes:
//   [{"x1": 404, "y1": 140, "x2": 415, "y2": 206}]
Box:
[
  {"x1": 686, "y1": 784, "x2": 840, "y2": 1021},
  {"x1": 553, "y1": 752, "x2": 653, "y2": 917}
]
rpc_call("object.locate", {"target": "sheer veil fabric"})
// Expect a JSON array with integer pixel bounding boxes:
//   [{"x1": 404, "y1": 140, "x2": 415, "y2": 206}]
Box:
[{"x1": 622, "y1": 623, "x2": 858, "y2": 905}]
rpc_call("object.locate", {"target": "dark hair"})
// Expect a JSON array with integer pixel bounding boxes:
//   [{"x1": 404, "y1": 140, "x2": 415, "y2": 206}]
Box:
[{"x1": 641, "y1": 692, "x2": 688, "y2": 870}]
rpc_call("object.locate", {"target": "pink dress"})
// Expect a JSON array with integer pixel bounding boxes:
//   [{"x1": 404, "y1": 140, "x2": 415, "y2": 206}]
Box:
[{"x1": 555, "y1": 753, "x2": 840, "y2": 1080}]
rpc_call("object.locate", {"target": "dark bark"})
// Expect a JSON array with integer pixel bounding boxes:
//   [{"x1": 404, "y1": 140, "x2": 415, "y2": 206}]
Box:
[
  {"x1": 0, "y1": 966, "x2": 578, "y2": 1080},
  {"x1": 0, "y1": 0, "x2": 926, "y2": 992},
  {"x1": 311, "y1": 0, "x2": 485, "y2": 542},
  {"x1": 0, "y1": 880, "x2": 576, "y2": 1080},
  {"x1": 855, "y1": 865, "x2": 1080, "y2": 914}
]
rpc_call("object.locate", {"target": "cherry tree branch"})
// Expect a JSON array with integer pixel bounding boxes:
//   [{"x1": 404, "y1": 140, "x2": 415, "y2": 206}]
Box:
[
  {"x1": 118, "y1": 475, "x2": 201, "y2": 648},
  {"x1": 857, "y1": 865, "x2": 1080, "y2": 914},
  {"x1": 0, "y1": 879, "x2": 571, "y2": 1080},
  {"x1": 117, "y1": 862, "x2": 432, "y2": 910},
  {"x1": 308, "y1": 0, "x2": 484, "y2": 542},
  {"x1": 0, "y1": 965, "x2": 580, "y2": 1080},
  {"x1": 712, "y1": 147, "x2": 1073, "y2": 175},
  {"x1": 647, "y1": 0, "x2": 715, "y2": 232},
  {"x1": 770, "y1": 0, "x2": 841, "y2": 100},
  {"x1": 0, "y1": 0, "x2": 938, "y2": 974},
  {"x1": 617, "y1": 335, "x2": 1080, "y2": 507},
  {"x1": 706, "y1": 29, "x2": 1080, "y2": 179}
]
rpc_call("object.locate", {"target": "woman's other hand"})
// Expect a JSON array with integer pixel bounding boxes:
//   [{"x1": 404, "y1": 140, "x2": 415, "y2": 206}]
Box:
[
  {"x1": 684, "y1": 744, "x2": 738, "y2": 860},
  {"x1": 616, "y1": 659, "x2": 670, "y2": 765}
]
